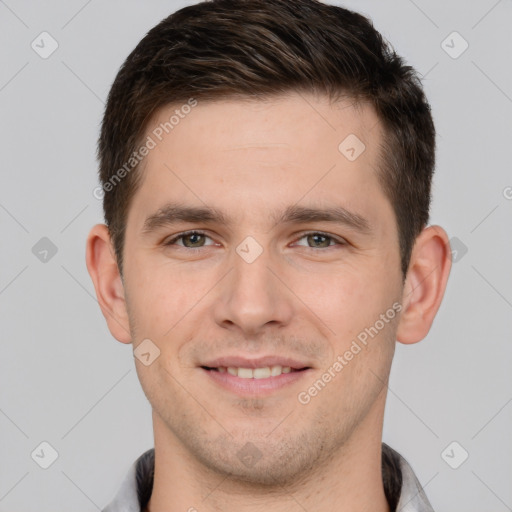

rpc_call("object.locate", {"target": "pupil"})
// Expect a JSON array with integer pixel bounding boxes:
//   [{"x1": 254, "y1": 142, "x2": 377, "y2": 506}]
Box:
[
  {"x1": 310, "y1": 234, "x2": 328, "y2": 248},
  {"x1": 186, "y1": 233, "x2": 203, "y2": 247}
]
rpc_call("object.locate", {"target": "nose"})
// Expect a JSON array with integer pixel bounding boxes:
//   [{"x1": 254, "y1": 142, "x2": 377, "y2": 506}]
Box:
[{"x1": 212, "y1": 243, "x2": 294, "y2": 337}]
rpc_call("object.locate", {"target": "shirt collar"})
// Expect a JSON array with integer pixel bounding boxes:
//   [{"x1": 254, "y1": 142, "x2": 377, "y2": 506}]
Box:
[{"x1": 102, "y1": 443, "x2": 434, "y2": 512}]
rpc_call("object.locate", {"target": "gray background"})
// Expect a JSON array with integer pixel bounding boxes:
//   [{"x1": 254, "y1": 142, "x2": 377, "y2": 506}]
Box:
[{"x1": 1, "y1": 1, "x2": 511, "y2": 510}]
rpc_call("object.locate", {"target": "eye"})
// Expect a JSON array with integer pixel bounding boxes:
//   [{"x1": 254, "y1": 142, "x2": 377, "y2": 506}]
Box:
[
  {"x1": 163, "y1": 230, "x2": 345, "y2": 250},
  {"x1": 164, "y1": 230, "x2": 215, "y2": 248},
  {"x1": 293, "y1": 232, "x2": 346, "y2": 249}
]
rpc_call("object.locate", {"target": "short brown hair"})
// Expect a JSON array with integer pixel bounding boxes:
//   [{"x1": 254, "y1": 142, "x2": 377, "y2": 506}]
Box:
[{"x1": 98, "y1": 0, "x2": 435, "y2": 278}]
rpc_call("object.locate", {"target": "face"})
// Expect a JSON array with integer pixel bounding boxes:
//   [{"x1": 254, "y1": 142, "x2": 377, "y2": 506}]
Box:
[{"x1": 121, "y1": 92, "x2": 404, "y2": 485}]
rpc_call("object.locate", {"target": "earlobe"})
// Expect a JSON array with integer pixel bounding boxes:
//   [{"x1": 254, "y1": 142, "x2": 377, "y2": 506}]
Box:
[
  {"x1": 85, "y1": 224, "x2": 132, "y2": 344},
  {"x1": 396, "y1": 225, "x2": 452, "y2": 345}
]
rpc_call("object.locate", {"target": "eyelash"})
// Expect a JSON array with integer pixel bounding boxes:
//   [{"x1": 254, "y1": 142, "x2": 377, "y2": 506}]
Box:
[{"x1": 163, "y1": 230, "x2": 346, "y2": 249}]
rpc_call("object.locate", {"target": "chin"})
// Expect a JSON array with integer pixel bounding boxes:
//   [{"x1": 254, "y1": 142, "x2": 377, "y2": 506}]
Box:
[{"x1": 189, "y1": 431, "x2": 325, "y2": 489}]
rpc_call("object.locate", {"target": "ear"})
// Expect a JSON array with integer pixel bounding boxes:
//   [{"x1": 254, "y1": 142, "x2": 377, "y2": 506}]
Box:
[
  {"x1": 396, "y1": 225, "x2": 452, "y2": 344},
  {"x1": 85, "y1": 224, "x2": 132, "y2": 344}
]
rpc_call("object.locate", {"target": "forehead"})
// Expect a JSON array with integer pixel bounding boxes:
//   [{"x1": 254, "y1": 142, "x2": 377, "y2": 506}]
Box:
[
  {"x1": 147, "y1": 93, "x2": 380, "y2": 159},
  {"x1": 127, "y1": 92, "x2": 391, "y2": 232}
]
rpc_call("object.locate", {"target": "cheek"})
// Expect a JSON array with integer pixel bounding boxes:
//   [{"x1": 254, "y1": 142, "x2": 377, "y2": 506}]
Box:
[
  {"x1": 125, "y1": 259, "x2": 221, "y2": 347},
  {"x1": 124, "y1": 262, "x2": 184, "y2": 333},
  {"x1": 290, "y1": 265, "x2": 395, "y2": 343}
]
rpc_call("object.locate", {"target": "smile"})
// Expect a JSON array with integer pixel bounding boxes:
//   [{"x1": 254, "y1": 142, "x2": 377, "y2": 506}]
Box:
[
  {"x1": 200, "y1": 365, "x2": 311, "y2": 396},
  {"x1": 203, "y1": 365, "x2": 303, "y2": 379}
]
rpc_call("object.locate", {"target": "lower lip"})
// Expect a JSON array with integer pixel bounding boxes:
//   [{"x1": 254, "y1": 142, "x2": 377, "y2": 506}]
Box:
[{"x1": 201, "y1": 368, "x2": 311, "y2": 396}]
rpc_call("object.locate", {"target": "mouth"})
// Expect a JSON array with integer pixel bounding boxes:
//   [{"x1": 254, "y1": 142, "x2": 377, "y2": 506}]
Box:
[
  {"x1": 201, "y1": 365, "x2": 309, "y2": 379},
  {"x1": 199, "y1": 357, "x2": 312, "y2": 396}
]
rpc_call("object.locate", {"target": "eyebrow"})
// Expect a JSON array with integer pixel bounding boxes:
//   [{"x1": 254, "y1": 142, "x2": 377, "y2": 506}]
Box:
[
  {"x1": 142, "y1": 203, "x2": 230, "y2": 234},
  {"x1": 272, "y1": 204, "x2": 372, "y2": 234},
  {"x1": 141, "y1": 202, "x2": 372, "y2": 235}
]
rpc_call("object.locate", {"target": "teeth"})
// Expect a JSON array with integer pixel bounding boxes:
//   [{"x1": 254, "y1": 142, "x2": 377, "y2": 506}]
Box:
[
  {"x1": 221, "y1": 365, "x2": 293, "y2": 378},
  {"x1": 270, "y1": 365, "x2": 282, "y2": 376},
  {"x1": 238, "y1": 367, "x2": 253, "y2": 379},
  {"x1": 253, "y1": 367, "x2": 271, "y2": 379}
]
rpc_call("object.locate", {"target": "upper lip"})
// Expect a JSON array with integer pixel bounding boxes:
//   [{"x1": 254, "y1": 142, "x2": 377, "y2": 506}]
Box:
[{"x1": 201, "y1": 356, "x2": 311, "y2": 370}]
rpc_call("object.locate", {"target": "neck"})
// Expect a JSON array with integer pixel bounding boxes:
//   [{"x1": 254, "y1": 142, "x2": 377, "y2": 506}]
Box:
[{"x1": 145, "y1": 397, "x2": 390, "y2": 512}]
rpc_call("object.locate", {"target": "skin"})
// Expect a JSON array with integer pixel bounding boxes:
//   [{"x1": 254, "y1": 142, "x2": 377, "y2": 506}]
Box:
[{"x1": 86, "y1": 92, "x2": 451, "y2": 512}]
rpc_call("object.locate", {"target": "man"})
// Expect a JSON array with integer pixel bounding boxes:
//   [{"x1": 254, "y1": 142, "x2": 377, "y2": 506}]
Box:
[{"x1": 86, "y1": 0, "x2": 451, "y2": 510}]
